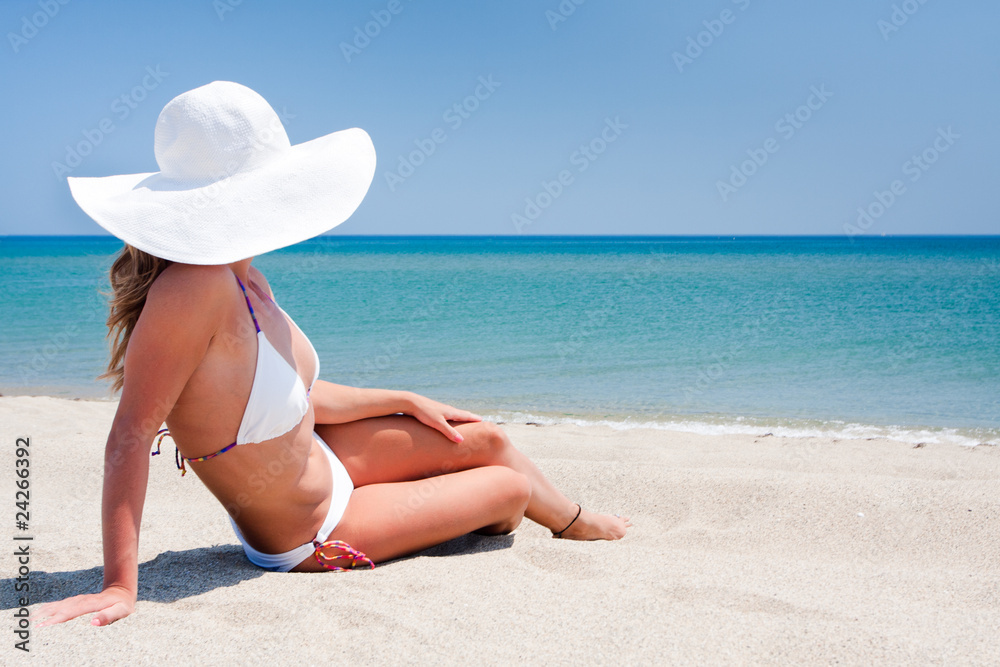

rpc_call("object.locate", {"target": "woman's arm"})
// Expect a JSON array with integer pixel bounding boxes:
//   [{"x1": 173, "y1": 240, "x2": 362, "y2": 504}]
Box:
[
  {"x1": 311, "y1": 382, "x2": 481, "y2": 443},
  {"x1": 35, "y1": 265, "x2": 230, "y2": 627},
  {"x1": 310, "y1": 382, "x2": 413, "y2": 424}
]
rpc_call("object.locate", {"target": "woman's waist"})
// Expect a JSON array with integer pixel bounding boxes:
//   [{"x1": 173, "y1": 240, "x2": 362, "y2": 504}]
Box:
[
  {"x1": 203, "y1": 435, "x2": 334, "y2": 554},
  {"x1": 192, "y1": 428, "x2": 327, "y2": 501}
]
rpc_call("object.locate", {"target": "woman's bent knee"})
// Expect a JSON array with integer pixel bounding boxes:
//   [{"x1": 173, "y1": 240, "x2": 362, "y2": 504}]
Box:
[
  {"x1": 477, "y1": 467, "x2": 529, "y2": 535},
  {"x1": 460, "y1": 421, "x2": 512, "y2": 462},
  {"x1": 492, "y1": 466, "x2": 531, "y2": 515}
]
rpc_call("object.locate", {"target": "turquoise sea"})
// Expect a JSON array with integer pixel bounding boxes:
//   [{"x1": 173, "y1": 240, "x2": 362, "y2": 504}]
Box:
[{"x1": 1, "y1": 236, "x2": 998, "y2": 447}]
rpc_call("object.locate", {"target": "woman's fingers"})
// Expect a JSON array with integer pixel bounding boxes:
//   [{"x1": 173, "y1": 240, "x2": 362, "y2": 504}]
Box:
[
  {"x1": 438, "y1": 405, "x2": 482, "y2": 423},
  {"x1": 34, "y1": 596, "x2": 97, "y2": 627},
  {"x1": 438, "y1": 419, "x2": 464, "y2": 443},
  {"x1": 91, "y1": 602, "x2": 130, "y2": 626},
  {"x1": 450, "y1": 409, "x2": 483, "y2": 422},
  {"x1": 410, "y1": 398, "x2": 481, "y2": 442},
  {"x1": 34, "y1": 591, "x2": 134, "y2": 628},
  {"x1": 411, "y1": 411, "x2": 461, "y2": 443}
]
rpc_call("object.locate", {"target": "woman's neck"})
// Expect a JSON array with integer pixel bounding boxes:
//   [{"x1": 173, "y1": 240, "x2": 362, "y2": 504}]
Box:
[{"x1": 227, "y1": 257, "x2": 253, "y2": 283}]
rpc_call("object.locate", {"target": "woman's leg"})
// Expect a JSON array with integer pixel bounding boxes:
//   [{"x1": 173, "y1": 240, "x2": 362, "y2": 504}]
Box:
[
  {"x1": 315, "y1": 417, "x2": 629, "y2": 541},
  {"x1": 291, "y1": 465, "x2": 530, "y2": 572}
]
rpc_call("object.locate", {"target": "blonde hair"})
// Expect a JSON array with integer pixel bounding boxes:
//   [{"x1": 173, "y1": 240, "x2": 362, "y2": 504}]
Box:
[{"x1": 100, "y1": 245, "x2": 172, "y2": 392}]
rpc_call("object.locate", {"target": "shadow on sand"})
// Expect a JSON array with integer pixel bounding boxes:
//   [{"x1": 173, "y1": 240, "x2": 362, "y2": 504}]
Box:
[
  {"x1": 1, "y1": 545, "x2": 261, "y2": 610},
  {"x1": 1, "y1": 533, "x2": 515, "y2": 610}
]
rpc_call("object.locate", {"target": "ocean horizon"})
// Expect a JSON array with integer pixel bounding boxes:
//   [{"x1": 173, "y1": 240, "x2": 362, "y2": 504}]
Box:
[{"x1": 2, "y1": 235, "x2": 998, "y2": 447}]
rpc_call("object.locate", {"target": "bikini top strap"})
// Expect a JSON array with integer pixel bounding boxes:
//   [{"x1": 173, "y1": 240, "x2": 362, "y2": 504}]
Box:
[{"x1": 234, "y1": 276, "x2": 262, "y2": 334}]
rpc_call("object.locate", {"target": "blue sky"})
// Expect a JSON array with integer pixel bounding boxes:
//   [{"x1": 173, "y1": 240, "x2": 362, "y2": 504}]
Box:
[{"x1": 1, "y1": 0, "x2": 996, "y2": 236}]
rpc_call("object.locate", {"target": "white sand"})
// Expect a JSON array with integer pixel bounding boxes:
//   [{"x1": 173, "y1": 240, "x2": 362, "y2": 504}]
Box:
[{"x1": 1, "y1": 396, "x2": 998, "y2": 665}]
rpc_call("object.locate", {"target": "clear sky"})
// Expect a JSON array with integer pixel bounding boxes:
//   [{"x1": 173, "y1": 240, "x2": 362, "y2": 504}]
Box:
[{"x1": 1, "y1": 0, "x2": 996, "y2": 236}]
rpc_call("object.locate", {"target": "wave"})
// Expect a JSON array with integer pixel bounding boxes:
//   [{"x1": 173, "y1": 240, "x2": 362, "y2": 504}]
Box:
[{"x1": 483, "y1": 410, "x2": 999, "y2": 448}]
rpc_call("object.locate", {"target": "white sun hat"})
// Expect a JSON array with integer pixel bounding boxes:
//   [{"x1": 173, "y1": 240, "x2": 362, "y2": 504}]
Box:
[{"x1": 67, "y1": 80, "x2": 376, "y2": 265}]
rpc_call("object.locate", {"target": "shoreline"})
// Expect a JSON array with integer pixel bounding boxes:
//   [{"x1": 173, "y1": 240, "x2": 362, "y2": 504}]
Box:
[{"x1": 2, "y1": 392, "x2": 996, "y2": 449}]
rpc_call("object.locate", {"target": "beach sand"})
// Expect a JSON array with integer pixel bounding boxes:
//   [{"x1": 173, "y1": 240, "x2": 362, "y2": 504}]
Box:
[{"x1": 1, "y1": 396, "x2": 998, "y2": 665}]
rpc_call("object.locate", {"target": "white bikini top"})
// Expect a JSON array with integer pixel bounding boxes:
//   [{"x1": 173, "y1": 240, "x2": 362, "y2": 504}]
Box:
[
  {"x1": 152, "y1": 275, "x2": 321, "y2": 475},
  {"x1": 234, "y1": 275, "x2": 320, "y2": 445}
]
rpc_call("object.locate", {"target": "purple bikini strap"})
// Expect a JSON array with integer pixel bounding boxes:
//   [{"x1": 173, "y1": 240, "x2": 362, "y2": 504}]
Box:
[{"x1": 234, "y1": 276, "x2": 262, "y2": 334}]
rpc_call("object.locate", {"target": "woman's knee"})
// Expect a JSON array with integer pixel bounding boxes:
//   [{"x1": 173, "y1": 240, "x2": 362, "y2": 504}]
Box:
[
  {"x1": 492, "y1": 466, "x2": 531, "y2": 515},
  {"x1": 477, "y1": 467, "x2": 530, "y2": 535},
  {"x1": 459, "y1": 421, "x2": 513, "y2": 462}
]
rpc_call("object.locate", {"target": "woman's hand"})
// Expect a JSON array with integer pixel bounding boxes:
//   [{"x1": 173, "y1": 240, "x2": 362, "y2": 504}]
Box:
[
  {"x1": 404, "y1": 393, "x2": 482, "y2": 442},
  {"x1": 34, "y1": 586, "x2": 136, "y2": 628}
]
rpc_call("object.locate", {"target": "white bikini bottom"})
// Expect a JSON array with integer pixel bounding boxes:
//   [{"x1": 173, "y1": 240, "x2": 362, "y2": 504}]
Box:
[{"x1": 228, "y1": 431, "x2": 354, "y2": 572}]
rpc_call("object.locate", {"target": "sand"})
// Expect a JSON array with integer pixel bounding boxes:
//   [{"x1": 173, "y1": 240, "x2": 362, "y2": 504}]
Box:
[{"x1": 1, "y1": 395, "x2": 998, "y2": 665}]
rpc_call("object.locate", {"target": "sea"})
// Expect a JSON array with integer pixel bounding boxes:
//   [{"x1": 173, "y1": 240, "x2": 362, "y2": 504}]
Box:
[{"x1": 2, "y1": 236, "x2": 998, "y2": 447}]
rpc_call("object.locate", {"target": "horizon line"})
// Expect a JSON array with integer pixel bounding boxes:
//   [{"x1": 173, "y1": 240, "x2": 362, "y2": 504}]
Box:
[{"x1": 3, "y1": 233, "x2": 1000, "y2": 240}]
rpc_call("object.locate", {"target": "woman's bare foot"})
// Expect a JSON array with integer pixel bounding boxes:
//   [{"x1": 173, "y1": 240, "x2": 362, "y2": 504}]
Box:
[{"x1": 554, "y1": 507, "x2": 631, "y2": 541}]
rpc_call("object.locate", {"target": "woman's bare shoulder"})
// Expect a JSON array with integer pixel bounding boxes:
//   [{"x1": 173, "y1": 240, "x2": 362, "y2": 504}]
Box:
[
  {"x1": 119, "y1": 265, "x2": 236, "y2": 416},
  {"x1": 147, "y1": 264, "x2": 235, "y2": 309}
]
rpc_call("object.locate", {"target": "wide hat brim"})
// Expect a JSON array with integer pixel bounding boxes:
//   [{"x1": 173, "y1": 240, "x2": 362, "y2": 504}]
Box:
[{"x1": 67, "y1": 127, "x2": 376, "y2": 265}]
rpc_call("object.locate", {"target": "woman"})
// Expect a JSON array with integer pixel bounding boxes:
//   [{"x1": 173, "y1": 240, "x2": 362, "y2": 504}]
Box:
[{"x1": 36, "y1": 81, "x2": 629, "y2": 628}]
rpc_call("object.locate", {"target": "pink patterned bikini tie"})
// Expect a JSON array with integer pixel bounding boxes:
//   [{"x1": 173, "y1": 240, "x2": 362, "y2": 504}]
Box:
[{"x1": 312, "y1": 539, "x2": 375, "y2": 572}]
